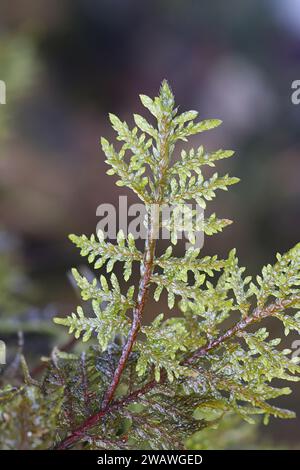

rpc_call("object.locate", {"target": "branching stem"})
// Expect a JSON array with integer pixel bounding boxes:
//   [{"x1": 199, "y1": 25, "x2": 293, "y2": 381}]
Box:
[
  {"x1": 56, "y1": 117, "x2": 172, "y2": 450},
  {"x1": 100, "y1": 116, "x2": 170, "y2": 410},
  {"x1": 56, "y1": 296, "x2": 298, "y2": 449},
  {"x1": 100, "y1": 236, "x2": 157, "y2": 410}
]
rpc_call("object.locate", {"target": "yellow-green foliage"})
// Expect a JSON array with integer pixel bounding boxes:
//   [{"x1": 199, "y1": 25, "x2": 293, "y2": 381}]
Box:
[{"x1": 1, "y1": 82, "x2": 300, "y2": 450}]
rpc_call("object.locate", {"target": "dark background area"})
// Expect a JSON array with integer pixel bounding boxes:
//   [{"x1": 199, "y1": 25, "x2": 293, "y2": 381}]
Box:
[{"x1": 0, "y1": 0, "x2": 300, "y2": 446}]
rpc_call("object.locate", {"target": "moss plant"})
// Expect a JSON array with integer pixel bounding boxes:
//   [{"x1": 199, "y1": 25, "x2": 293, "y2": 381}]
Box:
[{"x1": 1, "y1": 81, "x2": 300, "y2": 450}]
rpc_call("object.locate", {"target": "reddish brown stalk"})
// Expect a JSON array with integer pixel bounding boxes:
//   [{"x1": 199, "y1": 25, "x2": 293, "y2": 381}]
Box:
[
  {"x1": 100, "y1": 117, "x2": 170, "y2": 410},
  {"x1": 55, "y1": 376, "x2": 157, "y2": 449},
  {"x1": 185, "y1": 297, "x2": 296, "y2": 364},
  {"x1": 56, "y1": 297, "x2": 296, "y2": 449},
  {"x1": 100, "y1": 236, "x2": 157, "y2": 410},
  {"x1": 57, "y1": 119, "x2": 171, "y2": 450}
]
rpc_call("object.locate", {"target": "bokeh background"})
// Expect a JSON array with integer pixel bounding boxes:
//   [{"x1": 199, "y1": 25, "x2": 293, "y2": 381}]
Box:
[{"x1": 0, "y1": 0, "x2": 300, "y2": 447}]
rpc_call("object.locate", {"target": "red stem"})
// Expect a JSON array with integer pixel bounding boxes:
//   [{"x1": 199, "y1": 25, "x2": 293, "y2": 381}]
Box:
[
  {"x1": 100, "y1": 116, "x2": 170, "y2": 410},
  {"x1": 57, "y1": 118, "x2": 171, "y2": 449},
  {"x1": 101, "y1": 237, "x2": 157, "y2": 410}
]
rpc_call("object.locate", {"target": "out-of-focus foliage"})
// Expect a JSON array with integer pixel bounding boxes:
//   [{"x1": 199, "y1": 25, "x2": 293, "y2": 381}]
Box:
[
  {"x1": 0, "y1": 231, "x2": 63, "y2": 338},
  {"x1": 0, "y1": 34, "x2": 37, "y2": 138},
  {"x1": 0, "y1": 246, "x2": 24, "y2": 316},
  {"x1": 186, "y1": 414, "x2": 258, "y2": 450},
  {"x1": 1, "y1": 82, "x2": 300, "y2": 450}
]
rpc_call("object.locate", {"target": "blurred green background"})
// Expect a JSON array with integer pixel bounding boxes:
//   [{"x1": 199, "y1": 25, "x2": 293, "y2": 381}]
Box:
[{"x1": 0, "y1": 0, "x2": 300, "y2": 447}]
